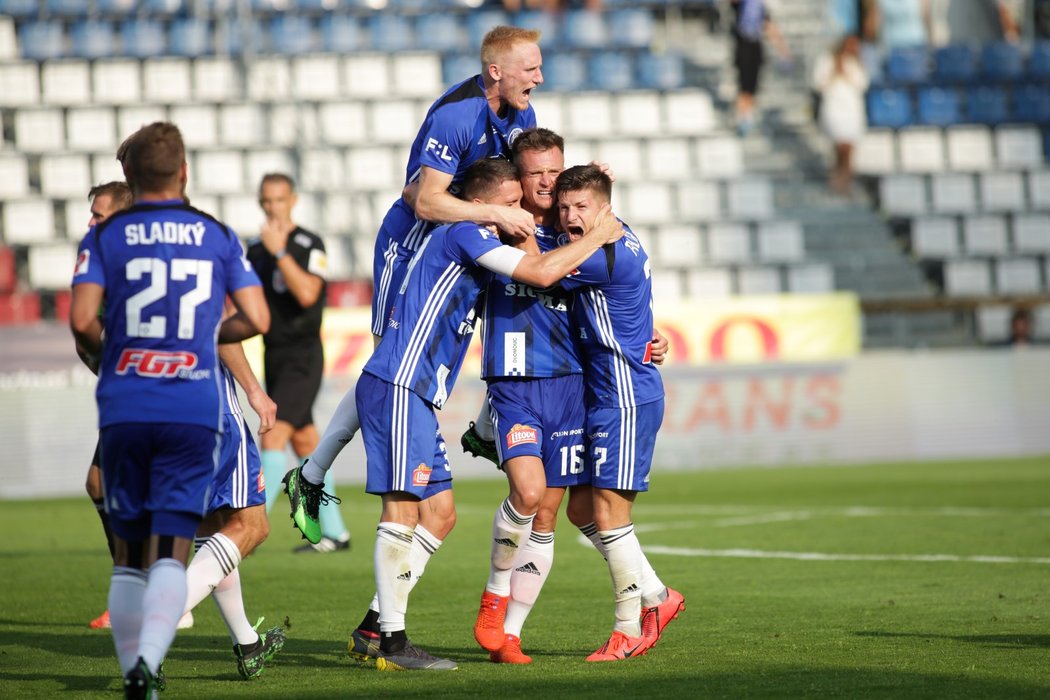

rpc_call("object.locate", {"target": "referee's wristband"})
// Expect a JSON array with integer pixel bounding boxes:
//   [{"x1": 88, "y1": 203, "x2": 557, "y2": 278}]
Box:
[{"x1": 274, "y1": 248, "x2": 288, "y2": 261}]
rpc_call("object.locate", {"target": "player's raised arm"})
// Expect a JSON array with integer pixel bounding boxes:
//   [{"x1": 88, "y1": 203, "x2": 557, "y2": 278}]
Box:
[{"x1": 415, "y1": 165, "x2": 537, "y2": 240}]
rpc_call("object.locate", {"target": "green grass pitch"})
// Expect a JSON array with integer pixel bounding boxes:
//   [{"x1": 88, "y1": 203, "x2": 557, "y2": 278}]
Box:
[{"x1": 2, "y1": 457, "x2": 1049, "y2": 698}]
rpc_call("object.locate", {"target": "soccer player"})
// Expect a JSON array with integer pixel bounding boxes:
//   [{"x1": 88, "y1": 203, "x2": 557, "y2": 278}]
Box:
[
  {"x1": 553, "y1": 165, "x2": 684, "y2": 662},
  {"x1": 71, "y1": 121, "x2": 270, "y2": 697},
  {"x1": 246, "y1": 173, "x2": 350, "y2": 553},
  {"x1": 345, "y1": 158, "x2": 625, "y2": 671},
  {"x1": 283, "y1": 25, "x2": 544, "y2": 530}
]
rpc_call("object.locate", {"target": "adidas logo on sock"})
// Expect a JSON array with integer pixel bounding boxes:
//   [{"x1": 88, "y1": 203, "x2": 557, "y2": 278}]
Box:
[
  {"x1": 397, "y1": 570, "x2": 412, "y2": 581},
  {"x1": 515, "y1": 561, "x2": 541, "y2": 575},
  {"x1": 618, "y1": 583, "x2": 640, "y2": 595},
  {"x1": 494, "y1": 538, "x2": 518, "y2": 548}
]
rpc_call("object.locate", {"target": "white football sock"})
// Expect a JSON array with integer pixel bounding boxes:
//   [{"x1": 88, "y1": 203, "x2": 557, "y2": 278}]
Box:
[
  {"x1": 504, "y1": 530, "x2": 554, "y2": 638},
  {"x1": 639, "y1": 555, "x2": 668, "y2": 609},
  {"x1": 473, "y1": 400, "x2": 494, "y2": 441},
  {"x1": 599, "y1": 524, "x2": 644, "y2": 637},
  {"x1": 486, "y1": 499, "x2": 534, "y2": 597},
  {"x1": 303, "y1": 383, "x2": 359, "y2": 485},
  {"x1": 184, "y1": 533, "x2": 242, "y2": 613},
  {"x1": 212, "y1": 568, "x2": 258, "y2": 646},
  {"x1": 579, "y1": 521, "x2": 608, "y2": 560},
  {"x1": 407, "y1": 525, "x2": 442, "y2": 590},
  {"x1": 374, "y1": 522, "x2": 414, "y2": 634},
  {"x1": 108, "y1": 566, "x2": 147, "y2": 674},
  {"x1": 138, "y1": 558, "x2": 187, "y2": 674}
]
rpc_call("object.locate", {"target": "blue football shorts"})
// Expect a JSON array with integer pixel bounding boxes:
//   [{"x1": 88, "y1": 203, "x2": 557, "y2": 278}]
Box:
[
  {"x1": 585, "y1": 399, "x2": 664, "y2": 493},
  {"x1": 208, "y1": 412, "x2": 265, "y2": 513}
]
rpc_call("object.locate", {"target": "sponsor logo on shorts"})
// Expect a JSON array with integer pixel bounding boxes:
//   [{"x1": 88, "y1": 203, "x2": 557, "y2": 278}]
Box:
[
  {"x1": 412, "y1": 463, "x2": 431, "y2": 487},
  {"x1": 506, "y1": 423, "x2": 539, "y2": 449},
  {"x1": 589, "y1": 431, "x2": 609, "y2": 440},
  {"x1": 115, "y1": 349, "x2": 201, "y2": 378}
]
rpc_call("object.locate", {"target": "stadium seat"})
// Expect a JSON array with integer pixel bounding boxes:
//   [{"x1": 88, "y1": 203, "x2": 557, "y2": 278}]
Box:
[
  {"x1": 509, "y1": 10, "x2": 558, "y2": 48},
  {"x1": 121, "y1": 20, "x2": 167, "y2": 58},
  {"x1": 879, "y1": 174, "x2": 928, "y2": 216},
  {"x1": 64, "y1": 198, "x2": 89, "y2": 239},
  {"x1": 194, "y1": 150, "x2": 245, "y2": 195},
  {"x1": 615, "y1": 91, "x2": 661, "y2": 136},
  {"x1": 270, "y1": 103, "x2": 320, "y2": 147},
  {"x1": 415, "y1": 13, "x2": 464, "y2": 53},
  {"x1": 786, "y1": 263, "x2": 834, "y2": 293},
  {"x1": 966, "y1": 85, "x2": 1009, "y2": 124},
  {"x1": 0, "y1": 17, "x2": 15, "y2": 61},
  {"x1": 898, "y1": 127, "x2": 946, "y2": 172},
  {"x1": 1012, "y1": 213, "x2": 1050, "y2": 253},
  {"x1": 90, "y1": 153, "x2": 125, "y2": 187},
  {"x1": 320, "y1": 14, "x2": 366, "y2": 53},
  {"x1": 0, "y1": 155, "x2": 29, "y2": 199},
  {"x1": 696, "y1": 136, "x2": 743, "y2": 178},
  {"x1": 622, "y1": 182, "x2": 674, "y2": 225},
  {"x1": 707, "y1": 223, "x2": 752, "y2": 264},
  {"x1": 1012, "y1": 83, "x2": 1050, "y2": 124},
  {"x1": 220, "y1": 194, "x2": 263, "y2": 239},
  {"x1": 980, "y1": 41, "x2": 1024, "y2": 82},
  {"x1": 146, "y1": 0, "x2": 190, "y2": 16},
  {"x1": 370, "y1": 14, "x2": 414, "y2": 53},
  {"x1": 910, "y1": 217, "x2": 960, "y2": 258},
  {"x1": 650, "y1": 270, "x2": 685, "y2": 305},
  {"x1": 0, "y1": 245, "x2": 15, "y2": 295},
  {"x1": 0, "y1": 0, "x2": 39, "y2": 18},
  {"x1": 1028, "y1": 170, "x2": 1050, "y2": 210},
  {"x1": 465, "y1": 9, "x2": 509, "y2": 49},
  {"x1": 318, "y1": 101, "x2": 369, "y2": 145},
  {"x1": 589, "y1": 52, "x2": 634, "y2": 92},
  {"x1": 370, "y1": 100, "x2": 419, "y2": 145},
  {"x1": 247, "y1": 57, "x2": 291, "y2": 101},
  {"x1": 685, "y1": 267, "x2": 733, "y2": 298},
  {"x1": 270, "y1": 15, "x2": 318, "y2": 55},
  {"x1": 320, "y1": 194, "x2": 356, "y2": 238},
  {"x1": 542, "y1": 52, "x2": 587, "y2": 92},
  {"x1": 1028, "y1": 40, "x2": 1050, "y2": 81},
  {"x1": 727, "y1": 178, "x2": 774, "y2": 220},
  {"x1": 41, "y1": 60, "x2": 91, "y2": 106},
  {"x1": 652, "y1": 224, "x2": 703, "y2": 268},
  {"x1": 14, "y1": 108, "x2": 65, "y2": 152},
  {"x1": 391, "y1": 53, "x2": 443, "y2": 98},
  {"x1": 344, "y1": 54, "x2": 390, "y2": 98},
  {"x1": 979, "y1": 172, "x2": 1025, "y2": 212},
  {"x1": 561, "y1": 9, "x2": 608, "y2": 50},
  {"x1": 27, "y1": 245, "x2": 76, "y2": 291},
  {"x1": 995, "y1": 257, "x2": 1042, "y2": 294},
  {"x1": 645, "y1": 138, "x2": 692, "y2": 181},
  {"x1": 756, "y1": 221, "x2": 804, "y2": 262},
  {"x1": 170, "y1": 19, "x2": 211, "y2": 57},
  {"x1": 67, "y1": 107, "x2": 117, "y2": 152},
  {"x1": 675, "y1": 181, "x2": 721, "y2": 222},
  {"x1": 945, "y1": 125, "x2": 994, "y2": 171},
  {"x1": 302, "y1": 149, "x2": 346, "y2": 193},
  {"x1": 932, "y1": 44, "x2": 976, "y2": 83},
  {"x1": 219, "y1": 104, "x2": 264, "y2": 147},
  {"x1": 975, "y1": 304, "x2": 1013, "y2": 342},
  {"x1": 637, "y1": 53, "x2": 685, "y2": 90},
  {"x1": 0, "y1": 62, "x2": 39, "y2": 107},
  {"x1": 596, "y1": 139, "x2": 644, "y2": 182},
  {"x1": 143, "y1": 58, "x2": 192, "y2": 103},
  {"x1": 664, "y1": 90, "x2": 716, "y2": 135},
  {"x1": 962, "y1": 214, "x2": 1009, "y2": 255},
  {"x1": 995, "y1": 125, "x2": 1043, "y2": 169},
  {"x1": 213, "y1": 18, "x2": 266, "y2": 56},
  {"x1": 97, "y1": 0, "x2": 139, "y2": 12},
  {"x1": 245, "y1": 148, "x2": 294, "y2": 189},
  {"x1": 442, "y1": 54, "x2": 478, "y2": 89},
  {"x1": 19, "y1": 22, "x2": 65, "y2": 61},
  {"x1": 93, "y1": 59, "x2": 142, "y2": 105},
  {"x1": 854, "y1": 128, "x2": 897, "y2": 174},
  {"x1": 346, "y1": 147, "x2": 398, "y2": 191},
  {"x1": 70, "y1": 20, "x2": 116, "y2": 60},
  {"x1": 170, "y1": 105, "x2": 218, "y2": 148},
  {"x1": 607, "y1": 8, "x2": 654, "y2": 50},
  {"x1": 117, "y1": 105, "x2": 168, "y2": 146},
  {"x1": 931, "y1": 173, "x2": 977, "y2": 214},
  {"x1": 193, "y1": 57, "x2": 239, "y2": 102},
  {"x1": 291, "y1": 55, "x2": 341, "y2": 100},
  {"x1": 885, "y1": 46, "x2": 930, "y2": 84},
  {"x1": 917, "y1": 87, "x2": 960, "y2": 126},
  {"x1": 867, "y1": 88, "x2": 913, "y2": 129},
  {"x1": 529, "y1": 93, "x2": 563, "y2": 134},
  {"x1": 565, "y1": 93, "x2": 613, "y2": 137},
  {"x1": 736, "y1": 266, "x2": 782, "y2": 295},
  {"x1": 3, "y1": 200, "x2": 56, "y2": 244}
]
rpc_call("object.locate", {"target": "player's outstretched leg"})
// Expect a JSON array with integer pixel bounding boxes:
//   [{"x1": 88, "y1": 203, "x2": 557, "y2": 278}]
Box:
[{"x1": 282, "y1": 461, "x2": 339, "y2": 545}]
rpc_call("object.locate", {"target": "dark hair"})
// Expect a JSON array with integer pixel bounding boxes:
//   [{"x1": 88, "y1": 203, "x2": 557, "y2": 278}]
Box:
[
  {"x1": 88, "y1": 181, "x2": 132, "y2": 209},
  {"x1": 259, "y1": 172, "x2": 296, "y2": 193},
  {"x1": 554, "y1": 164, "x2": 612, "y2": 203},
  {"x1": 116, "y1": 122, "x2": 185, "y2": 194},
  {"x1": 462, "y1": 158, "x2": 520, "y2": 200},
  {"x1": 511, "y1": 127, "x2": 565, "y2": 164}
]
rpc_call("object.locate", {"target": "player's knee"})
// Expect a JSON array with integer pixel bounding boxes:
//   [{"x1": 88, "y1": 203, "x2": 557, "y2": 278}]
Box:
[
  {"x1": 565, "y1": 499, "x2": 591, "y2": 528},
  {"x1": 510, "y1": 486, "x2": 543, "y2": 515}
]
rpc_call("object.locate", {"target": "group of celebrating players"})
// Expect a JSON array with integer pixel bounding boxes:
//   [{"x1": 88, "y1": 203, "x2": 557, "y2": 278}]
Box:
[{"x1": 70, "y1": 23, "x2": 683, "y2": 698}]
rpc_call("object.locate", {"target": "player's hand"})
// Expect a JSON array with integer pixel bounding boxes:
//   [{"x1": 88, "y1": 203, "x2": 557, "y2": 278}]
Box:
[
  {"x1": 650, "y1": 328, "x2": 669, "y2": 365},
  {"x1": 246, "y1": 387, "x2": 277, "y2": 435},
  {"x1": 492, "y1": 206, "x2": 537, "y2": 242},
  {"x1": 590, "y1": 160, "x2": 616, "y2": 182},
  {"x1": 590, "y1": 203, "x2": 625, "y2": 245},
  {"x1": 260, "y1": 219, "x2": 292, "y2": 257}
]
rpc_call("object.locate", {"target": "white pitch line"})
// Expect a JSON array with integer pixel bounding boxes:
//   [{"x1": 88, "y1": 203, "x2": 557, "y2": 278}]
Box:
[
  {"x1": 641, "y1": 545, "x2": 1050, "y2": 565},
  {"x1": 713, "y1": 511, "x2": 815, "y2": 527}
]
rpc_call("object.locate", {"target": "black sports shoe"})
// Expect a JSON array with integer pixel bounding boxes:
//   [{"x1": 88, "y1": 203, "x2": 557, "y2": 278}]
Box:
[
  {"x1": 375, "y1": 640, "x2": 458, "y2": 671},
  {"x1": 461, "y1": 422, "x2": 499, "y2": 467},
  {"x1": 234, "y1": 625, "x2": 286, "y2": 679},
  {"x1": 123, "y1": 657, "x2": 156, "y2": 700}
]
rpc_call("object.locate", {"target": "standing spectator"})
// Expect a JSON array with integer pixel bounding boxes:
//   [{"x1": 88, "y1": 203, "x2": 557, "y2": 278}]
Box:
[
  {"x1": 927, "y1": 0, "x2": 1026, "y2": 45},
  {"x1": 246, "y1": 173, "x2": 350, "y2": 553},
  {"x1": 70, "y1": 121, "x2": 269, "y2": 697},
  {"x1": 864, "y1": 0, "x2": 930, "y2": 47},
  {"x1": 812, "y1": 35, "x2": 870, "y2": 195},
  {"x1": 1006, "y1": 307, "x2": 1035, "y2": 346},
  {"x1": 730, "y1": 0, "x2": 792, "y2": 135}
]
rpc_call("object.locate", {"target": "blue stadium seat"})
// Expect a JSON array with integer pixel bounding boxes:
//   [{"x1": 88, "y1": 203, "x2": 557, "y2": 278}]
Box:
[
  {"x1": 46, "y1": 0, "x2": 90, "y2": 17},
  {"x1": 442, "y1": 54, "x2": 479, "y2": 87},
  {"x1": 320, "y1": 14, "x2": 365, "y2": 53},
  {"x1": 369, "y1": 13, "x2": 414, "y2": 52},
  {"x1": 980, "y1": 41, "x2": 1023, "y2": 82},
  {"x1": 885, "y1": 46, "x2": 929, "y2": 85},
  {"x1": 97, "y1": 0, "x2": 138, "y2": 14},
  {"x1": 637, "y1": 52, "x2": 685, "y2": 90},
  {"x1": 145, "y1": 0, "x2": 190, "y2": 16},
  {"x1": 1028, "y1": 40, "x2": 1050, "y2": 81},
  {"x1": 415, "y1": 13, "x2": 463, "y2": 53},
  {"x1": 0, "y1": 0, "x2": 41, "y2": 18},
  {"x1": 121, "y1": 19, "x2": 167, "y2": 58},
  {"x1": 215, "y1": 19, "x2": 266, "y2": 55},
  {"x1": 1013, "y1": 84, "x2": 1050, "y2": 124},
  {"x1": 466, "y1": 9, "x2": 508, "y2": 49},
  {"x1": 19, "y1": 22, "x2": 65, "y2": 61},
  {"x1": 561, "y1": 9, "x2": 609, "y2": 50},
  {"x1": 70, "y1": 20, "x2": 116, "y2": 59},
  {"x1": 607, "y1": 8, "x2": 655, "y2": 49},
  {"x1": 917, "y1": 86, "x2": 960, "y2": 126},
  {"x1": 542, "y1": 52, "x2": 587, "y2": 92},
  {"x1": 589, "y1": 51, "x2": 634, "y2": 91},
  {"x1": 966, "y1": 85, "x2": 1009, "y2": 124},
  {"x1": 270, "y1": 15, "x2": 317, "y2": 55},
  {"x1": 866, "y1": 87, "x2": 913, "y2": 128},
  {"x1": 511, "y1": 10, "x2": 558, "y2": 48},
  {"x1": 932, "y1": 44, "x2": 975, "y2": 83},
  {"x1": 169, "y1": 18, "x2": 210, "y2": 56}
]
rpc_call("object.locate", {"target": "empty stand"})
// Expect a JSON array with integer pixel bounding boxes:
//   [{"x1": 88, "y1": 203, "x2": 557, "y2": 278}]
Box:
[
  {"x1": 898, "y1": 127, "x2": 945, "y2": 173},
  {"x1": 945, "y1": 125, "x2": 994, "y2": 172},
  {"x1": 40, "y1": 154, "x2": 91, "y2": 198},
  {"x1": 42, "y1": 60, "x2": 92, "y2": 106},
  {"x1": 27, "y1": 244, "x2": 76, "y2": 291},
  {"x1": 994, "y1": 257, "x2": 1042, "y2": 294},
  {"x1": 67, "y1": 107, "x2": 118, "y2": 152},
  {"x1": 930, "y1": 173, "x2": 976, "y2": 214},
  {"x1": 291, "y1": 55, "x2": 342, "y2": 101},
  {"x1": 978, "y1": 172, "x2": 1025, "y2": 212},
  {"x1": 93, "y1": 59, "x2": 142, "y2": 105},
  {"x1": 1012, "y1": 213, "x2": 1050, "y2": 253},
  {"x1": 910, "y1": 217, "x2": 960, "y2": 258},
  {"x1": 961, "y1": 215, "x2": 1009, "y2": 256},
  {"x1": 2, "y1": 199, "x2": 57, "y2": 244}
]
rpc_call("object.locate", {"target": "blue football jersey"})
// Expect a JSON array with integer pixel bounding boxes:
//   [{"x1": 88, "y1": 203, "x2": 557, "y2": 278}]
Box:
[
  {"x1": 73, "y1": 200, "x2": 261, "y2": 431},
  {"x1": 560, "y1": 223, "x2": 664, "y2": 408},
  {"x1": 481, "y1": 224, "x2": 582, "y2": 379},
  {"x1": 364, "y1": 221, "x2": 505, "y2": 408},
  {"x1": 385, "y1": 75, "x2": 538, "y2": 253}
]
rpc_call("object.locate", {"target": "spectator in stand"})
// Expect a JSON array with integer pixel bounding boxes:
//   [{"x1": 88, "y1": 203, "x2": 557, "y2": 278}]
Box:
[
  {"x1": 730, "y1": 0, "x2": 792, "y2": 136},
  {"x1": 1006, "y1": 307, "x2": 1036, "y2": 346},
  {"x1": 927, "y1": 0, "x2": 1026, "y2": 45},
  {"x1": 863, "y1": 0, "x2": 930, "y2": 47},
  {"x1": 812, "y1": 35, "x2": 869, "y2": 195}
]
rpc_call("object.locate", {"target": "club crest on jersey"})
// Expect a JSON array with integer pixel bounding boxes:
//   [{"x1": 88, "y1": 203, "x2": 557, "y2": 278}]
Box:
[
  {"x1": 508, "y1": 127, "x2": 524, "y2": 144},
  {"x1": 115, "y1": 349, "x2": 199, "y2": 378},
  {"x1": 506, "y1": 423, "x2": 539, "y2": 449},
  {"x1": 413, "y1": 463, "x2": 432, "y2": 487},
  {"x1": 74, "y1": 249, "x2": 90, "y2": 276}
]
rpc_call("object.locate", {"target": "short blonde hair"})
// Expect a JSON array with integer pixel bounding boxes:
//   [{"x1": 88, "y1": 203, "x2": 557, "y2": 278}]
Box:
[{"x1": 481, "y1": 25, "x2": 542, "y2": 67}]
